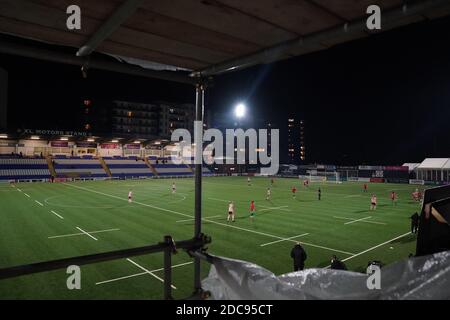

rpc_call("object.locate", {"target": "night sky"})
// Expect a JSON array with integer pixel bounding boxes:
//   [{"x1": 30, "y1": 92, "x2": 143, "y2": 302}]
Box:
[{"x1": 1, "y1": 15, "x2": 450, "y2": 165}]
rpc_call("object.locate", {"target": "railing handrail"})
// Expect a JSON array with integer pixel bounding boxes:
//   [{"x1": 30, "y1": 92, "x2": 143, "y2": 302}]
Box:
[{"x1": 0, "y1": 236, "x2": 208, "y2": 281}]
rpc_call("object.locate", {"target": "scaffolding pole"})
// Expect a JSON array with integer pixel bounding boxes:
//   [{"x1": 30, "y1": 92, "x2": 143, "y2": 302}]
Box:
[{"x1": 193, "y1": 82, "x2": 205, "y2": 293}]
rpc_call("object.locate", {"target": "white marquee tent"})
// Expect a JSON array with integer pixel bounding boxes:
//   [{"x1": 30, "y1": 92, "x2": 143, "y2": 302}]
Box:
[{"x1": 416, "y1": 158, "x2": 450, "y2": 182}]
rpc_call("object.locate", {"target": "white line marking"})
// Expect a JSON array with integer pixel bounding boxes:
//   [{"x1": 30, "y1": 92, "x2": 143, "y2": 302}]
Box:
[
  {"x1": 51, "y1": 210, "x2": 64, "y2": 220},
  {"x1": 344, "y1": 216, "x2": 372, "y2": 225},
  {"x1": 208, "y1": 197, "x2": 230, "y2": 203},
  {"x1": 17, "y1": 188, "x2": 22, "y2": 192},
  {"x1": 64, "y1": 183, "x2": 193, "y2": 219},
  {"x1": 76, "y1": 227, "x2": 98, "y2": 241},
  {"x1": 127, "y1": 258, "x2": 176, "y2": 289},
  {"x1": 341, "y1": 232, "x2": 412, "y2": 263},
  {"x1": 361, "y1": 220, "x2": 387, "y2": 225},
  {"x1": 63, "y1": 183, "x2": 353, "y2": 255},
  {"x1": 24, "y1": 193, "x2": 31, "y2": 198},
  {"x1": 301, "y1": 242, "x2": 356, "y2": 255},
  {"x1": 35, "y1": 200, "x2": 44, "y2": 206},
  {"x1": 87, "y1": 229, "x2": 120, "y2": 235},
  {"x1": 334, "y1": 216, "x2": 387, "y2": 226},
  {"x1": 260, "y1": 233, "x2": 309, "y2": 247},
  {"x1": 325, "y1": 232, "x2": 412, "y2": 268},
  {"x1": 176, "y1": 215, "x2": 220, "y2": 223},
  {"x1": 48, "y1": 228, "x2": 119, "y2": 239},
  {"x1": 259, "y1": 205, "x2": 290, "y2": 212},
  {"x1": 96, "y1": 262, "x2": 193, "y2": 285}
]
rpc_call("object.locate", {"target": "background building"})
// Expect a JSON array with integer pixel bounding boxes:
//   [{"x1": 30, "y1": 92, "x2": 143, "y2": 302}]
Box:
[
  {"x1": 287, "y1": 117, "x2": 306, "y2": 164},
  {"x1": 108, "y1": 100, "x2": 194, "y2": 139},
  {"x1": 112, "y1": 100, "x2": 159, "y2": 139},
  {"x1": 158, "y1": 102, "x2": 195, "y2": 138}
]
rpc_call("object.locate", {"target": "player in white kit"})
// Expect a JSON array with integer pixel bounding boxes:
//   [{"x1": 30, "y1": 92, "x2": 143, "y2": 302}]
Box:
[
  {"x1": 227, "y1": 201, "x2": 235, "y2": 222},
  {"x1": 266, "y1": 188, "x2": 272, "y2": 201},
  {"x1": 128, "y1": 190, "x2": 133, "y2": 203},
  {"x1": 172, "y1": 182, "x2": 176, "y2": 194},
  {"x1": 370, "y1": 194, "x2": 377, "y2": 211}
]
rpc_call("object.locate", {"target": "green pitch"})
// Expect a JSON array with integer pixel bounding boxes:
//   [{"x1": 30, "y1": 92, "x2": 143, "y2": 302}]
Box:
[{"x1": 0, "y1": 177, "x2": 422, "y2": 299}]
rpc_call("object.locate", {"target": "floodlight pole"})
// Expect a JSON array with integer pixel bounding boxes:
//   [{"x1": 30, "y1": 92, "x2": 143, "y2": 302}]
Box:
[{"x1": 193, "y1": 82, "x2": 205, "y2": 294}]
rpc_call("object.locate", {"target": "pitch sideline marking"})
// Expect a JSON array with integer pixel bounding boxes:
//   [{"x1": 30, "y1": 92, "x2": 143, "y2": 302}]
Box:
[
  {"x1": 24, "y1": 193, "x2": 31, "y2": 198},
  {"x1": 325, "y1": 232, "x2": 412, "y2": 268},
  {"x1": 35, "y1": 200, "x2": 44, "y2": 206}
]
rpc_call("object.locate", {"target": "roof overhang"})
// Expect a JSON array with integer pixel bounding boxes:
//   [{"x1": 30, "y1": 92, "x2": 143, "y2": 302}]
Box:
[{"x1": 1, "y1": 0, "x2": 450, "y2": 83}]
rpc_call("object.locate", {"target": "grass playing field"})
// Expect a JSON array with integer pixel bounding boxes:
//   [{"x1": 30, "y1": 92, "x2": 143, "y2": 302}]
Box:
[{"x1": 0, "y1": 177, "x2": 422, "y2": 299}]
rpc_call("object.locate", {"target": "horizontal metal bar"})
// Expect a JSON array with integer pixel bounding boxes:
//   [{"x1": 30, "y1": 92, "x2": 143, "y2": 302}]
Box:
[
  {"x1": 0, "y1": 38, "x2": 195, "y2": 85},
  {"x1": 188, "y1": 250, "x2": 215, "y2": 264},
  {"x1": 191, "y1": 0, "x2": 450, "y2": 77},
  {"x1": 77, "y1": 0, "x2": 144, "y2": 57},
  {"x1": 0, "y1": 237, "x2": 205, "y2": 280}
]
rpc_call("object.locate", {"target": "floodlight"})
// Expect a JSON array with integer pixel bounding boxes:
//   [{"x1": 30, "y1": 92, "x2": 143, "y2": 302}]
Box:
[{"x1": 234, "y1": 103, "x2": 246, "y2": 118}]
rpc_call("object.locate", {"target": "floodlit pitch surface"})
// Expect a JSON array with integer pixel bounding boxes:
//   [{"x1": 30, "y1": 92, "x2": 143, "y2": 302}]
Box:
[{"x1": 0, "y1": 177, "x2": 421, "y2": 299}]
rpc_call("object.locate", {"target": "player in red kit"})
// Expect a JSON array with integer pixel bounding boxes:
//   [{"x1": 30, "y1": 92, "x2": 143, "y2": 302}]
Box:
[
  {"x1": 249, "y1": 200, "x2": 256, "y2": 220},
  {"x1": 292, "y1": 186, "x2": 297, "y2": 199},
  {"x1": 363, "y1": 184, "x2": 368, "y2": 193},
  {"x1": 391, "y1": 191, "x2": 397, "y2": 205}
]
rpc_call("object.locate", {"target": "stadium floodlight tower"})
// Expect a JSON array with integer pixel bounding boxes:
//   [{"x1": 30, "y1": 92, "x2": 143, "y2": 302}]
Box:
[{"x1": 234, "y1": 103, "x2": 246, "y2": 119}]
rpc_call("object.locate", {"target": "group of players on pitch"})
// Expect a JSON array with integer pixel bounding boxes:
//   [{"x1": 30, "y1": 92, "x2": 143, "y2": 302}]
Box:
[
  {"x1": 127, "y1": 182, "x2": 177, "y2": 203},
  {"x1": 227, "y1": 177, "x2": 321, "y2": 222},
  {"x1": 365, "y1": 183, "x2": 423, "y2": 211},
  {"x1": 125, "y1": 179, "x2": 423, "y2": 222}
]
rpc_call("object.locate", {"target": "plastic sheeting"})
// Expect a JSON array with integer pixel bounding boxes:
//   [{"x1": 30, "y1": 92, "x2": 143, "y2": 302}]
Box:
[{"x1": 202, "y1": 251, "x2": 450, "y2": 300}]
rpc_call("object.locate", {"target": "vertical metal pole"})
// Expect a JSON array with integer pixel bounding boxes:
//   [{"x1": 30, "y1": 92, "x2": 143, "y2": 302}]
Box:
[
  {"x1": 163, "y1": 235, "x2": 172, "y2": 300},
  {"x1": 193, "y1": 83, "x2": 204, "y2": 294}
]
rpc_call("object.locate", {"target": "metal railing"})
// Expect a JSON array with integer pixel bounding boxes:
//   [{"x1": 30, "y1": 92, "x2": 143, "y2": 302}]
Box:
[{"x1": 0, "y1": 233, "x2": 211, "y2": 300}]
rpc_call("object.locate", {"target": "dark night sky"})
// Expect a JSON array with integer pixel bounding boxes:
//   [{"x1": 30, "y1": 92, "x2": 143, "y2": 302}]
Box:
[{"x1": 1, "y1": 15, "x2": 450, "y2": 165}]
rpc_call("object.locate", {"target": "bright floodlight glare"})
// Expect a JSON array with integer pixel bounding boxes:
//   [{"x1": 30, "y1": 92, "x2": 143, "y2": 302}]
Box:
[{"x1": 235, "y1": 103, "x2": 246, "y2": 118}]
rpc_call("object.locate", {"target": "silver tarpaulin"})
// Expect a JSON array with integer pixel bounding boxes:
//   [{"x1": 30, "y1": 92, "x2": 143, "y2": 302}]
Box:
[{"x1": 202, "y1": 251, "x2": 450, "y2": 300}]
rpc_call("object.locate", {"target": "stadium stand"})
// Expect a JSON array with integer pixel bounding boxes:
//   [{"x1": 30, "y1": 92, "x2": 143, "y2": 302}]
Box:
[
  {"x1": 152, "y1": 157, "x2": 193, "y2": 176},
  {"x1": 53, "y1": 156, "x2": 109, "y2": 178},
  {"x1": 104, "y1": 156, "x2": 154, "y2": 178},
  {"x1": 0, "y1": 158, "x2": 50, "y2": 181}
]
